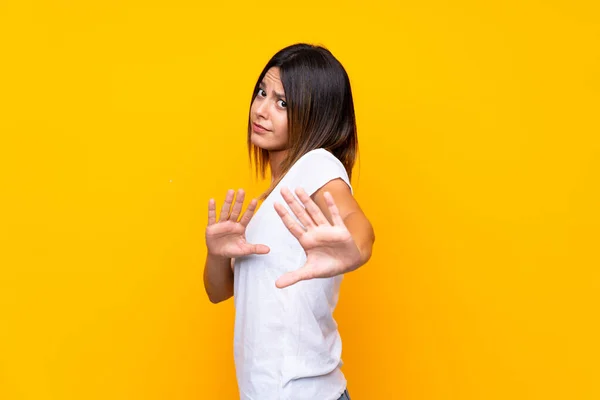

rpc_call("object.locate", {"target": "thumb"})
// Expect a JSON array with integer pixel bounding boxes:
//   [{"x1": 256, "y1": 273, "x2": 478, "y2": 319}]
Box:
[
  {"x1": 245, "y1": 243, "x2": 270, "y2": 255},
  {"x1": 275, "y1": 268, "x2": 308, "y2": 289}
]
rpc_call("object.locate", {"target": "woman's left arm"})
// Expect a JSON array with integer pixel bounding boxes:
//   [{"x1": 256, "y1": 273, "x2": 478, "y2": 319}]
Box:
[{"x1": 311, "y1": 178, "x2": 376, "y2": 271}]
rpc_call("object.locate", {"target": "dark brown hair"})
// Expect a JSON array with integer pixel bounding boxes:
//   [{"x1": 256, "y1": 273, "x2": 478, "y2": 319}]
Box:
[{"x1": 247, "y1": 43, "x2": 358, "y2": 200}]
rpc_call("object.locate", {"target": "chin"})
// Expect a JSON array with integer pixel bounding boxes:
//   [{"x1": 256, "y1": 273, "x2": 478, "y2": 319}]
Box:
[
  {"x1": 250, "y1": 133, "x2": 267, "y2": 149},
  {"x1": 250, "y1": 134, "x2": 284, "y2": 151}
]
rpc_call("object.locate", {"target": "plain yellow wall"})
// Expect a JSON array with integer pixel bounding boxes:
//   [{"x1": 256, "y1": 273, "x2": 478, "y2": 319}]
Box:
[{"x1": 1, "y1": 1, "x2": 599, "y2": 399}]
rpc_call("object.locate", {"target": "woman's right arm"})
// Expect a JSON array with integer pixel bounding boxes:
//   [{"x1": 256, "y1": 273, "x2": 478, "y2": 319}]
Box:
[
  {"x1": 203, "y1": 255, "x2": 234, "y2": 303},
  {"x1": 203, "y1": 189, "x2": 269, "y2": 304}
]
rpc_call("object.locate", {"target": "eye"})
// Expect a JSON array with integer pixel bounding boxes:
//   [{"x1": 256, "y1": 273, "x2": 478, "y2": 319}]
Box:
[
  {"x1": 257, "y1": 88, "x2": 266, "y2": 97},
  {"x1": 277, "y1": 99, "x2": 287, "y2": 108}
]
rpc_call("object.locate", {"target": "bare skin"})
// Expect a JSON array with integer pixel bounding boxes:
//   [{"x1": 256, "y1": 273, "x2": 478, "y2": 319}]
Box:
[{"x1": 203, "y1": 181, "x2": 375, "y2": 302}]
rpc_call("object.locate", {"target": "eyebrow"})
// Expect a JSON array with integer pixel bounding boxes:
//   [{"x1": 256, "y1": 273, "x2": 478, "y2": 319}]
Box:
[{"x1": 259, "y1": 81, "x2": 286, "y2": 99}]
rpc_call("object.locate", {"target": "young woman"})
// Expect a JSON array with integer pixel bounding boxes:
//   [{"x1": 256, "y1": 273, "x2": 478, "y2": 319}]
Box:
[{"x1": 204, "y1": 43, "x2": 375, "y2": 400}]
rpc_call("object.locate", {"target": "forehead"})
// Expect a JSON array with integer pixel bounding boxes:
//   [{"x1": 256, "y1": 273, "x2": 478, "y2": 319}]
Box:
[{"x1": 261, "y1": 67, "x2": 283, "y2": 88}]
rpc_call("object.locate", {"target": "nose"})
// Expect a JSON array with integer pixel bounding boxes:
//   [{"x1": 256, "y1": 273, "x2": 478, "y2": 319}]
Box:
[{"x1": 255, "y1": 99, "x2": 269, "y2": 120}]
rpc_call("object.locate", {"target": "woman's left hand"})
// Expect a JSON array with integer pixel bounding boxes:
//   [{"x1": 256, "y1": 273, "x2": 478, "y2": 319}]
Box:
[{"x1": 273, "y1": 187, "x2": 362, "y2": 289}]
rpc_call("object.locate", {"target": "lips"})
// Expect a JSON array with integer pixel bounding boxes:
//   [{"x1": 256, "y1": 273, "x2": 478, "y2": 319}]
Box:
[{"x1": 252, "y1": 122, "x2": 270, "y2": 133}]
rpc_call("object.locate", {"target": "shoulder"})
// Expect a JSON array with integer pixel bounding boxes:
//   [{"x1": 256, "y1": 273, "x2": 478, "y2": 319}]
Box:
[
  {"x1": 311, "y1": 177, "x2": 358, "y2": 222},
  {"x1": 287, "y1": 148, "x2": 352, "y2": 196},
  {"x1": 297, "y1": 148, "x2": 342, "y2": 165},
  {"x1": 294, "y1": 148, "x2": 348, "y2": 179},
  {"x1": 297, "y1": 149, "x2": 358, "y2": 221}
]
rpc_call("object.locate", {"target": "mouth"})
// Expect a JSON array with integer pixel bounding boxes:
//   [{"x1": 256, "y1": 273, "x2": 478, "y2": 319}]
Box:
[{"x1": 252, "y1": 122, "x2": 270, "y2": 133}]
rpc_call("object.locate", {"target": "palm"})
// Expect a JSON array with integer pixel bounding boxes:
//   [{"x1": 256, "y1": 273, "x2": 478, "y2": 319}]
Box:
[
  {"x1": 206, "y1": 222, "x2": 250, "y2": 258},
  {"x1": 273, "y1": 187, "x2": 362, "y2": 288},
  {"x1": 300, "y1": 225, "x2": 356, "y2": 275},
  {"x1": 206, "y1": 189, "x2": 269, "y2": 259}
]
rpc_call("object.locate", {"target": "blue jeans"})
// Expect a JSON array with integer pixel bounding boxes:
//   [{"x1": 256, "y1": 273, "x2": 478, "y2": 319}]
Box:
[{"x1": 337, "y1": 388, "x2": 351, "y2": 400}]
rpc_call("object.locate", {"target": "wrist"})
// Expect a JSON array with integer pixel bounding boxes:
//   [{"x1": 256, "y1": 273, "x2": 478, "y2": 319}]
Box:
[
  {"x1": 358, "y1": 246, "x2": 372, "y2": 266},
  {"x1": 349, "y1": 240, "x2": 371, "y2": 272},
  {"x1": 207, "y1": 252, "x2": 230, "y2": 262}
]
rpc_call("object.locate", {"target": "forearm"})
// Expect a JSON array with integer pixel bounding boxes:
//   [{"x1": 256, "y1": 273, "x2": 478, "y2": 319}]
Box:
[
  {"x1": 343, "y1": 211, "x2": 375, "y2": 271},
  {"x1": 203, "y1": 254, "x2": 234, "y2": 303}
]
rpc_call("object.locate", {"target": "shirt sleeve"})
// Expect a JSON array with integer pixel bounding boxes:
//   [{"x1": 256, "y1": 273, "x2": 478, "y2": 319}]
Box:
[{"x1": 292, "y1": 149, "x2": 353, "y2": 197}]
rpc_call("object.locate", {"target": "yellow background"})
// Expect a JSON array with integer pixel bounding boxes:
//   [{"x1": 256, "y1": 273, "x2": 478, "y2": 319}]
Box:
[{"x1": 1, "y1": 1, "x2": 599, "y2": 399}]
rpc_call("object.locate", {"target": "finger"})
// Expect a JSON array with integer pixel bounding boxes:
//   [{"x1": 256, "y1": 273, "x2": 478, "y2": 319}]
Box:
[
  {"x1": 208, "y1": 199, "x2": 217, "y2": 225},
  {"x1": 239, "y1": 198, "x2": 258, "y2": 227},
  {"x1": 229, "y1": 189, "x2": 245, "y2": 222},
  {"x1": 275, "y1": 267, "x2": 312, "y2": 289},
  {"x1": 280, "y1": 187, "x2": 315, "y2": 228},
  {"x1": 273, "y1": 201, "x2": 306, "y2": 240},
  {"x1": 294, "y1": 187, "x2": 329, "y2": 225},
  {"x1": 218, "y1": 189, "x2": 235, "y2": 222},
  {"x1": 324, "y1": 191, "x2": 345, "y2": 226}
]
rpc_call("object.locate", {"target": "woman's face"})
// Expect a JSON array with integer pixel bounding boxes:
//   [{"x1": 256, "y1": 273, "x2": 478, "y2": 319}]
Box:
[{"x1": 250, "y1": 67, "x2": 289, "y2": 151}]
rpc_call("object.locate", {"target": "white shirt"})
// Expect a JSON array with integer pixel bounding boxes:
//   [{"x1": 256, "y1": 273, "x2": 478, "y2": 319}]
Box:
[{"x1": 233, "y1": 148, "x2": 353, "y2": 400}]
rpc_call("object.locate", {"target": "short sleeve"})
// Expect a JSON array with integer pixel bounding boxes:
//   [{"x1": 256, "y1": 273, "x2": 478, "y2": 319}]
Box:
[{"x1": 290, "y1": 149, "x2": 353, "y2": 197}]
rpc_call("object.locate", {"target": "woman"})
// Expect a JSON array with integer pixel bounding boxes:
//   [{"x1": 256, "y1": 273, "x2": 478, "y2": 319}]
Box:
[{"x1": 204, "y1": 43, "x2": 375, "y2": 400}]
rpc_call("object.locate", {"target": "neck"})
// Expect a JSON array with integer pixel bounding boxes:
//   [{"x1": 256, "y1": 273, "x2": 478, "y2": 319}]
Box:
[{"x1": 269, "y1": 149, "x2": 288, "y2": 183}]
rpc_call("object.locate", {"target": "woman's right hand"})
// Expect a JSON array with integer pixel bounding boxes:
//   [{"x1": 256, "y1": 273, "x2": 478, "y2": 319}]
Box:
[{"x1": 206, "y1": 189, "x2": 270, "y2": 258}]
